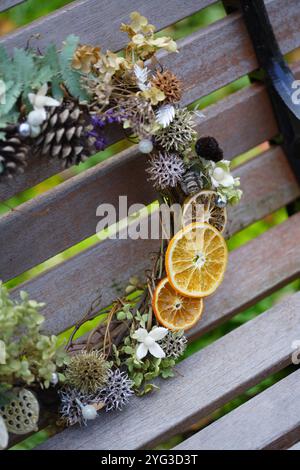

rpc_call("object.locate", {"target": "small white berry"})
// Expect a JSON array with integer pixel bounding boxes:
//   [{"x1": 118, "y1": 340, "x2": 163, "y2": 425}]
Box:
[
  {"x1": 50, "y1": 372, "x2": 59, "y2": 385},
  {"x1": 81, "y1": 404, "x2": 98, "y2": 421},
  {"x1": 138, "y1": 139, "x2": 153, "y2": 154},
  {"x1": 18, "y1": 122, "x2": 31, "y2": 137},
  {"x1": 28, "y1": 109, "x2": 45, "y2": 127}
]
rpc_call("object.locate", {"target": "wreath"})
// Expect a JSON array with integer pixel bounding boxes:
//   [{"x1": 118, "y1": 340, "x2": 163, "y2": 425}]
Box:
[{"x1": 0, "y1": 12, "x2": 242, "y2": 449}]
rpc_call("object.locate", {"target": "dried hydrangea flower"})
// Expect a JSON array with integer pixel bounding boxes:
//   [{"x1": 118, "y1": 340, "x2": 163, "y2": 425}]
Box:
[
  {"x1": 146, "y1": 152, "x2": 185, "y2": 190},
  {"x1": 98, "y1": 369, "x2": 134, "y2": 412},
  {"x1": 72, "y1": 45, "x2": 101, "y2": 73},
  {"x1": 155, "y1": 108, "x2": 197, "y2": 152}
]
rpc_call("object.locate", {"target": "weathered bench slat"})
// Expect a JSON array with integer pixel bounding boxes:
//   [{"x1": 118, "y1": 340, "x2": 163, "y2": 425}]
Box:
[
  {"x1": 11, "y1": 215, "x2": 300, "y2": 447},
  {"x1": 0, "y1": 0, "x2": 25, "y2": 12},
  {"x1": 37, "y1": 292, "x2": 300, "y2": 450},
  {"x1": 175, "y1": 369, "x2": 300, "y2": 450},
  {"x1": 289, "y1": 442, "x2": 300, "y2": 450},
  {"x1": 0, "y1": 0, "x2": 212, "y2": 51},
  {"x1": 2, "y1": 145, "x2": 298, "y2": 282},
  {"x1": 1, "y1": 5, "x2": 299, "y2": 201},
  {"x1": 11, "y1": 207, "x2": 300, "y2": 343},
  {"x1": 0, "y1": 77, "x2": 280, "y2": 201}
]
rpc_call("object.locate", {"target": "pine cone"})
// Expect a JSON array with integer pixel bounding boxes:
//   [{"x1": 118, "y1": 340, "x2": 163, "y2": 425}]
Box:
[
  {"x1": 35, "y1": 100, "x2": 94, "y2": 168},
  {"x1": 151, "y1": 70, "x2": 182, "y2": 103},
  {"x1": 0, "y1": 126, "x2": 29, "y2": 179},
  {"x1": 195, "y1": 136, "x2": 223, "y2": 162},
  {"x1": 180, "y1": 169, "x2": 203, "y2": 195}
]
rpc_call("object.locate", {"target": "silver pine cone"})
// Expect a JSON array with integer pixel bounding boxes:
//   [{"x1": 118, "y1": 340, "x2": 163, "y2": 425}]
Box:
[
  {"x1": 98, "y1": 369, "x2": 134, "y2": 412},
  {"x1": 180, "y1": 169, "x2": 203, "y2": 195},
  {"x1": 35, "y1": 100, "x2": 94, "y2": 168},
  {"x1": 146, "y1": 152, "x2": 185, "y2": 190},
  {"x1": 159, "y1": 331, "x2": 187, "y2": 359},
  {"x1": 154, "y1": 108, "x2": 197, "y2": 152}
]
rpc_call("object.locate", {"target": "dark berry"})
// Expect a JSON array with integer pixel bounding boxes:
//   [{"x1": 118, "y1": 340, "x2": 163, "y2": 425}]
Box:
[{"x1": 195, "y1": 136, "x2": 223, "y2": 162}]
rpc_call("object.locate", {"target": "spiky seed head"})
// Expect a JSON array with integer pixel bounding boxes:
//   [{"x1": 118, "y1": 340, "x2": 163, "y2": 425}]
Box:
[
  {"x1": 155, "y1": 108, "x2": 196, "y2": 152},
  {"x1": 146, "y1": 151, "x2": 185, "y2": 190},
  {"x1": 58, "y1": 387, "x2": 95, "y2": 427},
  {"x1": 98, "y1": 369, "x2": 134, "y2": 412},
  {"x1": 65, "y1": 351, "x2": 109, "y2": 394},
  {"x1": 158, "y1": 331, "x2": 187, "y2": 359},
  {"x1": 151, "y1": 70, "x2": 182, "y2": 103}
]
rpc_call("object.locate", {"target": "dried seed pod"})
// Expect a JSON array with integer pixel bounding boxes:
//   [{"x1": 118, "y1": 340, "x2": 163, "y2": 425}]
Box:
[
  {"x1": 151, "y1": 70, "x2": 182, "y2": 103},
  {"x1": 0, "y1": 389, "x2": 39, "y2": 435}
]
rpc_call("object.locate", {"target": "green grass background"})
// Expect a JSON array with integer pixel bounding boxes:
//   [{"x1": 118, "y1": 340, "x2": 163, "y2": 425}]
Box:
[{"x1": 0, "y1": 0, "x2": 299, "y2": 450}]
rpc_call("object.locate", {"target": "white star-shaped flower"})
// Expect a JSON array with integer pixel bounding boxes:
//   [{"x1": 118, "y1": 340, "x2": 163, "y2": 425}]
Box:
[
  {"x1": 27, "y1": 84, "x2": 60, "y2": 127},
  {"x1": 133, "y1": 326, "x2": 168, "y2": 360},
  {"x1": 28, "y1": 83, "x2": 60, "y2": 110}
]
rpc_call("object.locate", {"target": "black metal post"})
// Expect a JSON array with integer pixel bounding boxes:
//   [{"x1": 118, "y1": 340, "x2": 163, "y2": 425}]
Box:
[{"x1": 239, "y1": 0, "x2": 300, "y2": 185}]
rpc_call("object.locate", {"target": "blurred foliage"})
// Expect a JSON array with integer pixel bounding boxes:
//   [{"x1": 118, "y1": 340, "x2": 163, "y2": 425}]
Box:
[{"x1": 1, "y1": 0, "x2": 299, "y2": 451}]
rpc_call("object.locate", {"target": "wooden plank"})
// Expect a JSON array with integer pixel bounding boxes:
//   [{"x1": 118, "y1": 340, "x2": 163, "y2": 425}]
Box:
[
  {"x1": 10, "y1": 214, "x2": 300, "y2": 447},
  {"x1": 289, "y1": 442, "x2": 300, "y2": 450},
  {"x1": 175, "y1": 369, "x2": 300, "y2": 450},
  {"x1": 0, "y1": 0, "x2": 25, "y2": 12},
  {"x1": 0, "y1": 78, "x2": 280, "y2": 201},
  {"x1": 0, "y1": 0, "x2": 299, "y2": 199},
  {"x1": 11, "y1": 206, "x2": 300, "y2": 343},
  {"x1": 0, "y1": 0, "x2": 212, "y2": 51},
  {"x1": 1, "y1": 145, "x2": 299, "y2": 282},
  {"x1": 37, "y1": 292, "x2": 300, "y2": 450}
]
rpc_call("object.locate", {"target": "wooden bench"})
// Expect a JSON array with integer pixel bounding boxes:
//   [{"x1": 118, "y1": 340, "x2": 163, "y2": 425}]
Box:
[{"x1": 1, "y1": 0, "x2": 300, "y2": 450}]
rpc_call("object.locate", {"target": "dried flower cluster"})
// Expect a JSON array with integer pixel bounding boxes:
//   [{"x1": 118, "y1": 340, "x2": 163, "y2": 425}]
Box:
[{"x1": 0, "y1": 283, "x2": 67, "y2": 389}]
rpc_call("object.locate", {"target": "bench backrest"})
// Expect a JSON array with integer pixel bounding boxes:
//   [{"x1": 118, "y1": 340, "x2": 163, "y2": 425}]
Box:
[{"x1": 1, "y1": 0, "x2": 300, "y2": 450}]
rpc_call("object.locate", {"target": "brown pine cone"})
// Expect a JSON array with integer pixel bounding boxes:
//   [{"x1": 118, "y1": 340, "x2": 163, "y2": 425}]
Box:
[
  {"x1": 35, "y1": 100, "x2": 94, "y2": 168},
  {"x1": 0, "y1": 126, "x2": 29, "y2": 179}
]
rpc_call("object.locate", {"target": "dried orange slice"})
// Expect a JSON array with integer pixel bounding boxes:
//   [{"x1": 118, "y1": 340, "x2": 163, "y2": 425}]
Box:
[
  {"x1": 165, "y1": 222, "x2": 228, "y2": 298},
  {"x1": 152, "y1": 277, "x2": 204, "y2": 331},
  {"x1": 182, "y1": 190, "x2": 227, "y2": 233}
]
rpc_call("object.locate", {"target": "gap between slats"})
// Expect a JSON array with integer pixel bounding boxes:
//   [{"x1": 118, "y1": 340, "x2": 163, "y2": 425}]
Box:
[
  {"x1": 36, "y1": 291, "x2": 300, "y2": 450},
  {"x1": 1, "y1": 145, "x2": 299, "y2": 282},
  {"x1": 175, "y1": 369, "x2": 300, "y2": 450},
  {"x1": 0, "y1": 1, "x2": 300, "y2": 200}
]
